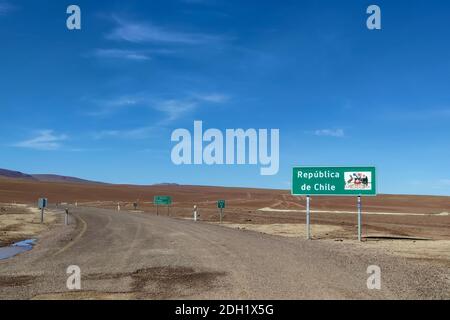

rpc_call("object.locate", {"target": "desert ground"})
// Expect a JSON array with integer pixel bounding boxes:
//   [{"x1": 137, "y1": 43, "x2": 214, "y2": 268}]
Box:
[{"x1": 0, "y1": 177, "x2": 449, "y2": 299}]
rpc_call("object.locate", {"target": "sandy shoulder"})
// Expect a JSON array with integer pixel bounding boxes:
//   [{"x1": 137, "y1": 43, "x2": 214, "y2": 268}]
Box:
[
  {"x1": 360, "y1": 239, "x2": 450, "y2": 263},
  {"x1": 212, "y1": 222, "x2": 345, "y2": 239},
  {"x1": 0, "y1": 203, "x2": 60, "y2": 246},
  {"x1": 213, "y1": 222, "x2": 450, "y2": 266}
]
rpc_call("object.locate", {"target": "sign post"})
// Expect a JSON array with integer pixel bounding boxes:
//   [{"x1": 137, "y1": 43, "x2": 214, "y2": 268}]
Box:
[
  {"x1": 217, "y1": 200, "x2": 226, "y2": 223},
  {"x1": 154, "y1": 196, "x2": 172, "y2": 216},
  {"x1": 357, "y1": 196, "x2": 362, "y2": 241},
  {"x1": 292, "y1": 166, "x2": 376, "y2": 241},
  {"x1": 38, "y1": 198, "x2": 48, "y2": 224},
  {"x1": 306, "y1": 195, "x2": 311, "y2": 240}
]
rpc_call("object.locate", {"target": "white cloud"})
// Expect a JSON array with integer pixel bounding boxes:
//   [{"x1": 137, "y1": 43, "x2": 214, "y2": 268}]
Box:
[
  {"x1": 107, "y1": 16, "x2": 222, "y2": 45},
  {"x1": 0, "y1": 2, "x2": 15, "y2": 15},
  {"x1": 93, "y1": 126, "x2": 157, "y2": 140},
  {"x1": 193, "y1": 93, "x2": 229, "y2": 103},
  {"x1": 152, "y1": 93, "x2": 229, "y2": 123},
  {"x1": 88, "y1": 92, "x2": 229, "y2": 121},
  {"x1": 384, "y1": 108, "x2": 450, "y2": 121},
  {"x1": 92, "y1": 49, "x2": 151, "y2": 61},
  {"x1": 153, "y1": 99, "x2": 198, "y2": 122},
  {"x1": 313, "y1": 128, "x2": 345, "y2": 138},
  {"x1": 91, "y1": 92, "x2": 229, "y2": 140},
  {"x1": 14, "y1": 130, "x2": 68, "y2": 150},
  {"x1": 87, "y1": 96, "x2": 143, "y2": 117}
]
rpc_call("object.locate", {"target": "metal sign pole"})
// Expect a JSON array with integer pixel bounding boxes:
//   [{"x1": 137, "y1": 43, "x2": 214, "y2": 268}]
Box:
[
  {"x1": 41, "y1": 208, "x2": 44, "y2": 224},
  {"x1": 220, "y1": 208, "x2": 223, "y2": 223},
  {"x1": 156, "y1": 204, "x2": 159, "y2": 216},
  {"x1": 358, "y1": 195, "x2": 362, "y2": 241},
  {"x1": 167, "y1": 204, "x2": 170, "y2": 216},
  {"x1": 306, "y1": 195, "x2": 311, "y2": 240}
]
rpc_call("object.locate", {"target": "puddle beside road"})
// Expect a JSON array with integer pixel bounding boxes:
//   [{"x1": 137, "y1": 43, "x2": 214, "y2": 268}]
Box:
[{"x1": 0, "y1": 239, "x2": 36, "y2": 260}]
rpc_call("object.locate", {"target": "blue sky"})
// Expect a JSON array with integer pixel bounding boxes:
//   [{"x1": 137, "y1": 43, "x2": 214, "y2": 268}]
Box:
[{"x1": 0, "y1": 0, "x2": 449, "y2": 195}]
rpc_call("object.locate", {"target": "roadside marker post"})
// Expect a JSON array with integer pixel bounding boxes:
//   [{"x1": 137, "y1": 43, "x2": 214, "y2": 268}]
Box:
[
  {"x1": 292, "y1": 166, "x2": 376, "y2": 241},
  {"x1": 65, "y1": 208, "x2": 69, "y2": 226},
  {"x1": 193, "y1": 205, "x2": 198, "y2": 222}
]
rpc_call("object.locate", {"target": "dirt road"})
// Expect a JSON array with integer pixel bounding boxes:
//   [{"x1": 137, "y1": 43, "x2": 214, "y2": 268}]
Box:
[{"x1": 0, "y1": 207, "x2": 448, "y2": 299}]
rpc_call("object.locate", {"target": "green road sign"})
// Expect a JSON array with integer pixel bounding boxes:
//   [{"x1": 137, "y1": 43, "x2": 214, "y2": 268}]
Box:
[
  {"x1": 154, "y1": 196, "x2": 172, "y2": 205},
  {"x1": 217, "y1": 200, "x2": 226, "y2": 209},
  {"x1": 292, "y1": 166, "x2": 377, "y2": 196}
]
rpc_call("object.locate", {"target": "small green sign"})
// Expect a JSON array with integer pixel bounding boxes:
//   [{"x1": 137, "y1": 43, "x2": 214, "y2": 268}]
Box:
[
  {"x1": 154, "y1": 196, "x2": 172, "y2": 205},
  {"x1": 292, "y1": 166, "x2": 377, "y2": 196},
  {"x1": 217, "y1": 200, "x2": 226, "y2": 209}
]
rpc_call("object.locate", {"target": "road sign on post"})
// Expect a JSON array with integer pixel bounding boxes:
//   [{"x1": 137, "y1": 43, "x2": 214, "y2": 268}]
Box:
[
  {"x1": 38, "y1": 198, "x2": 48, "y2": 209},
  {"x1": 154, "y1": 196, "x2": 172, "y2": 216},
  {"x1": 292, "y1": 166, "x2": 377, "y2": 241},
  {"x1": 217, "y1": 200, "x2": 225, "y2": 209},
  {"x1": 38, "y1": 198, "x2": 48, "y2": 223},
  {"x1": 217, "y1": 200, "x2": 225, "y2": 223}
]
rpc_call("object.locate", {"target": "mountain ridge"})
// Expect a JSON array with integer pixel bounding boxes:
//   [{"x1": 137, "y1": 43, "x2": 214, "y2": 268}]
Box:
[
  {"x1": 0, "y1": 168, "x2": 181, "y2": 186},
  {"x1": 0, "y1": 168, "x2": 105, "y2": 185}
]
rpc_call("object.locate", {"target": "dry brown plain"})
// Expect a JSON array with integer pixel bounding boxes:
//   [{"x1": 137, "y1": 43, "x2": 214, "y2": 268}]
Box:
[{"x1": 1, "y1": 176, "x2": 449, "y2": 243}]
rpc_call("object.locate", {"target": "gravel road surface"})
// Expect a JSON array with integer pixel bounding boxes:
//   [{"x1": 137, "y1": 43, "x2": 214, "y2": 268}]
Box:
[{"x1": 0, "y1": 207, "x2": 448, "y2": 299}]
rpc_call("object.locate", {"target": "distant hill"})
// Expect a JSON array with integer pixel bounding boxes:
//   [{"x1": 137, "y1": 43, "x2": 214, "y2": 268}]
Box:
[
  {"x1": 0, "y1": 168, "x2": 105, "y2": 185},
  {"x1": 0, "y1": 168, "x2": 182, "y2": 186},
  {"x1": 31, "y1": 174, "x2": 106, "y2": 185},
  {"x1": 0, "y1": 169, "x2": 36, "y2": 180}
]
